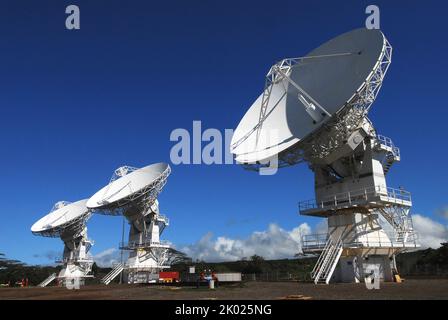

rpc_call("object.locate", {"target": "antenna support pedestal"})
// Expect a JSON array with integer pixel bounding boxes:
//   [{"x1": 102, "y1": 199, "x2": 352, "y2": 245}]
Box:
[{"x1": 300, "y1": 133, "x2": 419, "y2": 284}]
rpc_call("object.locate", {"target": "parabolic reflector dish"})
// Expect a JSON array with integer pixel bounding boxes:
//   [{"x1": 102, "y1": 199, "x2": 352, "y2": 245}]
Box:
[
  {"x1": 86, "y1": 162, "x2": 171, "y2": 211},
  {"x1": 231, "y1": 28, "x2": 389, "y2": 163},
  {"x1": 31, "y1": 199, "x2": 90, "y2": 237}
]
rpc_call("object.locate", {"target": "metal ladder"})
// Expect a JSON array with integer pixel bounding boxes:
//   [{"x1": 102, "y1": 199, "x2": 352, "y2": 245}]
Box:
[
  {"x1": 377, "y1": 206, "x2": 414, "y2": 244},
  {"x1": 311, "y1": 237, "x2": 343, "y2": 284},
  {"x1": 376, "y1": 135, "x2": 400, "y2": 174},
  {"x1": 101, "y1": 263, "x2": 124, "y2": 285},
  {"x1": 38, "y1": 273, "x2": 57, "y2": 287},
  {"x1": 383, "y1": 152, "x2": 397, "y2": 174}
]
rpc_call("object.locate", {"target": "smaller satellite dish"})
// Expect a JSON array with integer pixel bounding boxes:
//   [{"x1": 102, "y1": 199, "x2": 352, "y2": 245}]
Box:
[
  {"x1": 31, "y1": 199, "x2": 91, "y2": 237},
  {"x1": 87, "y1": 162, "x2": 171, "y2": 211}
]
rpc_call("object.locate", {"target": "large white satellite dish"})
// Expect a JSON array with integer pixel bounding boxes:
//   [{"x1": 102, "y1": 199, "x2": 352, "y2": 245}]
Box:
[
  {"x1": 230, "y1": 28, "x2": 419, "y2": 285},
  {"x1": 31, "y1": 199, "x2": 90, "y2": 237},
  {"x1": 87, "y1": 162, "x2": 171, "y2": 211},
  {"x1": 31, "y1": 199, "x2": 94, "y2": 287},
  {"x1": 87, "y1": 162, "x2": 186, "y2": 285},
  {"x1": 231, "y1": 28, "x2": 389, "y2": 165}
]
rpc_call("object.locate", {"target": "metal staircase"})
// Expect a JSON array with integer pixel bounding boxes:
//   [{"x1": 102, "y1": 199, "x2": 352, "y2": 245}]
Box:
[
  {"x1": 377, "y1": 206, "x2": 417, "y2": 245},
  {"x1": 101, "y1": 263, "x2": 124, "y2": 285},
  {"x1": 38, "y1": 273, "x2": 57, "y2": 287},
  {"x1": 155, "y1": 214, "x2": 169, "y2": 234},
  {"x1": 376, "y1": 135, "x2": 400, "y2": 174},
  {"x1": 383, "y1": 152, "x2": 396, "y2": 174},
  {"x1": 311, "y1": 237, "x2": 343, "y2": 284},
  {"x1": 377, "y1": 206, "x2": 406, "y2": 231}
]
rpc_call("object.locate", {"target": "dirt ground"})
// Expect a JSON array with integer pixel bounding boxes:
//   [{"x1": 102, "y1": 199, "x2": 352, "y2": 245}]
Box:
[{"x1": 0, "y1": 280, "x2": 447, "y2": 300}]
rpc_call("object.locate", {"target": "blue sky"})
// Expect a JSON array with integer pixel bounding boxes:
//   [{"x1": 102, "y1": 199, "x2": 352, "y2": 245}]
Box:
[{"x1": 0, "y1": 0, "x2": 447, "y2": 264}]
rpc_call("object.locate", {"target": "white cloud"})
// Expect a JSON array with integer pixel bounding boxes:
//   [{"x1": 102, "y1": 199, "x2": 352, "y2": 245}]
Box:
[
  {"x1": 412, "y1": 214, "x2": 448, "y2": 249},
  {"x1": 180, "y1": 223, "x2": 312, "y2": 262},
  {"x1": 180, "y1": 213, "x2": 448, "y2": 262},
  {"x1": 90, "y1": 214, "x2": 448, "y2": 266},
  {"x1": 93, "y1": 248, "x2": 121, "y2": 267}
]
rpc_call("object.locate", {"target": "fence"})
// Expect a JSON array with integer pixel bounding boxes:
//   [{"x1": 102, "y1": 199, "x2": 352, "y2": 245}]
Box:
[
  {"x1": 242, "y1": 272, "x2": 312, "y2": 282},
  {"x1": 397, "y1": 264, "x2": 448, "y2": 278},
  {"x1": 298, "y1": 186, "x2": 412, "y2": 213}
]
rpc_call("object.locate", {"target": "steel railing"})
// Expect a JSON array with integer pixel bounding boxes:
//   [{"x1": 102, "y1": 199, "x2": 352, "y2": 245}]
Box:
[
  {"x1": 377, "y1": 134, "x2": 400, "y2": 158},
  {"x1": 298, "y1": 186, "x2": 412, "y2": 212},
  {"x1": 302, "y1": 231, "x2": 419, "y2": 251},
  {"x1": 101, "y1": 263, "x2": 124, "y2": 285},
  {"x1": 154, "y1": 214, "x2": 169, "y2": 226},
  {"x1": 119, "y1": 240, "x2": 170, "y2": 249},
  {"x1": 55, "y1": 256, "x2": 94, "y2": 264}
]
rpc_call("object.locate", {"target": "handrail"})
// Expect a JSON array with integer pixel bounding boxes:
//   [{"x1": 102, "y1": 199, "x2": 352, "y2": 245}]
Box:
[
  {"x1": 156, "y1": 214, "x2": 169, "y2": 225},
  {"x1": 55, "y1": 256, "x2": 94, "y2": 264},
  {"x1": 101, "y1": 263, "x2": 124, "y2": 285},
  {"x1": 298, "y1": 185, "x2": 412, "y2": 212},
  {"x1": 38, "y1": 273, "x2": 57, "y2": 287},
  {"x1": 377, "y1": 134, "x2": 393, "y2": 148},
  {"x1": 311, "y1": 234, "x2": 344, "y2": 284},
  {"x1": 302, "y1": 230, "x2": 419, "y2": 250},
  {"x1": 119, "y1": 240, "x2": 170, "y2": 249},
  {"x1": 376, "y1": 134, "x2": 400, "y2": 158}
]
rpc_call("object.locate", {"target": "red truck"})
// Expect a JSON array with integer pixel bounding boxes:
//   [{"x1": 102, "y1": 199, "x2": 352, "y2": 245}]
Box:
[{"x1": 159, "y1": 271, "x2": 180, "y2": 283}]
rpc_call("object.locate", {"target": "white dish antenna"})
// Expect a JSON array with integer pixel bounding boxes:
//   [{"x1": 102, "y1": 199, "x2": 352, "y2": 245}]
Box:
[
  {"x1": 230, "y1": 27, "x2": 420, "y2": 285},
  {"x1": 31, "y1": 199, "x2": 94, "y2": 286},
  {"x1": 87, "y1": 162, "x2": 171, "y2": 211},
  {"x1": 31, "y1": 199, "x2": 91, "y2": 237},
  {"x1": 231, "y1": 28, "x2": 391, "y2": 165},
  {"x1": 86, "y1": 162, "x2": 178, "y2": 284}
]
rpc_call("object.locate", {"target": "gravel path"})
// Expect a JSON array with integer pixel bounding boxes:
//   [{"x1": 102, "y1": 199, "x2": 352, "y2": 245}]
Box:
[{"x1": 0, "y1": 280, "x2": 447, "y2": 300}]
